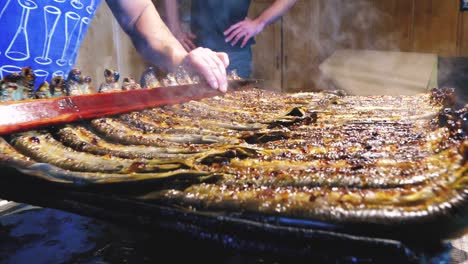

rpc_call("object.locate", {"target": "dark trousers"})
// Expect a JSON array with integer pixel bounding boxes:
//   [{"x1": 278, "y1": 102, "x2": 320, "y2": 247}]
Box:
[{"x1": 226, "y1": 48, "x2": 252, "y2": 78}]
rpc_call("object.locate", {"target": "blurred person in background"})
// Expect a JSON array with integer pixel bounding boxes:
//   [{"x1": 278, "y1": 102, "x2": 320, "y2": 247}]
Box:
[{"x1": 163, "y1": 0, "x2": 297, "y2": 78}]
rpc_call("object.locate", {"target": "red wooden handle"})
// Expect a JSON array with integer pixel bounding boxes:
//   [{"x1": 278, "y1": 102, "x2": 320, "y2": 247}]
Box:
[{"x1": 0, "y1": 80, "x2": 258, "y2": 135}]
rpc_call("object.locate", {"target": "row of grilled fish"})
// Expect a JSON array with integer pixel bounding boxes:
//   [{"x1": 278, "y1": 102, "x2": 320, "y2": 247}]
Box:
[{"x1": 0, "y1": 86, "x2": 466, "y2": 233}]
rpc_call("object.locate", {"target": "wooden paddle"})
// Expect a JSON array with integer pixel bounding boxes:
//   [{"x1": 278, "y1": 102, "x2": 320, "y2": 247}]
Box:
[{"x1": 0, "y1": 79, "x2": 260, "y2": 135}]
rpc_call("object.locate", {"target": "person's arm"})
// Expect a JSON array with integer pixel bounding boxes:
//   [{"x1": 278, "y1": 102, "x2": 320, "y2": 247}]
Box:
[
  {"x1": 105, "y1": 0, "x2": 228, "y2": 92},
  {"x1": 224, "y1": 0, "x2": 297, "y2": 48},
  {"x1": 162, "y1": 0, "x2": 197, "y2": 51}
]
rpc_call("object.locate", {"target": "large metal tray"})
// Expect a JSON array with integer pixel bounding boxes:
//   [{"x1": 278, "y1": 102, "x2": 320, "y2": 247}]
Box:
[{"x1": 0, "y1": 87, "x2": 466, "y2": 262}]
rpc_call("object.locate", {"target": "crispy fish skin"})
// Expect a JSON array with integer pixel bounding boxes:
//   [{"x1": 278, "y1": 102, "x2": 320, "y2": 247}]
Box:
[
  {"x1": 56, "y1": 125, "x2": 200, "y2": 159},
  {"x1": 10, "y1": 131, "x2": 193, "y2": 173},
  {"x1": 0, "y1": 87, "x2": 466, "y2": 231},
  {"x1": 135, "y1": 88, "x2": 467, "y2": 225},
  {"x1": 123, "y1": 109, "x2": 265, "y2": 132},
  {"x1": 0, "y1": 136, "x2": 216, "y2": 185},
  {"x1": 90, "y1": 118, "x2": 241, "y2": 146},
  {"x1": 143, "y1": 144, "x2": 467, "y2": 224}
]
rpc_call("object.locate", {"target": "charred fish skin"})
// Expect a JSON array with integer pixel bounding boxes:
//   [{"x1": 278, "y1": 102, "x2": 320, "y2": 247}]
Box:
[
  {"x1": 0, "y1": 134, "x2": 217, "y2": 186},
  {"x1": 121, "y1": 77, "x2": 141, "y2": 90},
  {"x1": 0, "y1": 75, "x2": 21, "y2": 102},
  {"x1": 137, "y1": 108, "x2": 265, "y2": 132},
  {"x1": 139, "y1": 66, "x2": 161, "y2": 88},
  {"x1": 133, "y1": 88, "x2": 467, "y2": 238},
  {"x1": 98, "y1": 69, "x2": 120, "y2": 93},
  {"x1": 55, "y1": 125, "x2": 201, "y2": 159},
  {"x1": 158, "y1": 143, "x2": 465, "y2": 212},
  {"x1": 0, "y1": 78, "x2": 466, "y2": 242},
  {"x1": 19, "y1": 66, "x2": 36, "y2": 100},
  {"x1": 2, "y1": 131, "x2": 220, "y2": 186},
  {"x1": 90, "y1": 118, "x2": 241, "y2": 146},
  {"x1": 49, "y1": 76, "x2": 66, "y2": 98},
  {"x1": 66, "y1": 68, "x2": 84, "y2": 96},
  {"x1": 34, "y1": 81, "x2": 52, "y2": 99},
  {"x1": 0, "y1": 66, "x2": 36, "y2": 101},
  {"x1": 9, "y1": 131, "x2": 197, "y2": 174}
]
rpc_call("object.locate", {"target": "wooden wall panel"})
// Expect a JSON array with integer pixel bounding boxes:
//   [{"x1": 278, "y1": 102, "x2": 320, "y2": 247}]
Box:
[
  {"x1": 458, "y1": 12, "x2": 468, "y2": 57},
  {"x1": 371, "y1": 0, "x2": 414, "y2": 51},
  {"x1": 249, "y1": 0, "x2": 282, "y2": 91},
  {"x1": 318, "y1": 0, "x2": 414, "y2": 53},
  {"x1": 318, "y1": 0, "x2": 369, "y2": 58},
  {"x1": 283, "y1": 0, "x2": 320, "y2": 92},
  {"x1": 75, "y1": 3, "x2": 146, "y2": 92},
  {"x1": 316, "y1": 0, "x2": 464, "y2": 57},
  {"x1": 316, "y1": 0, "x2": 336, "y2": 61},
  {"x1": 317, "y1": 0, "x2": 404, "y2": 59},
  {"x1": 412, "y1": 0, "x2": 460, "y2": 56}
]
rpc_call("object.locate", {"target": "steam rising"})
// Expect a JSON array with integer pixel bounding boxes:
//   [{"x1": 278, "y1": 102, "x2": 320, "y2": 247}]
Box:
[
  {"x1": 316, "y1": 0, "x2": 389, "y2": 60},
  {"x1": 311, "y1": 0, "x2": 438, "y2": 96}
]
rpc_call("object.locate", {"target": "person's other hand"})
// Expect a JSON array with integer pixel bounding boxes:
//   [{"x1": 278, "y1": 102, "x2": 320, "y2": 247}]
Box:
[
  {"x1": 174, "y1": 31, "x2": 197, "y2": 52},
  {"x1": 224, "y1": 18, "x2": 263, "y2": 48},
  {"x1": 182, "y1": 47, "x2": 229, "y2": 92}
]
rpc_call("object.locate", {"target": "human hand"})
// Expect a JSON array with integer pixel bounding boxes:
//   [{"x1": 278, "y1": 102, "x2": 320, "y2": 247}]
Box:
[
  {"x1": 181, "y1": 47, "x2": 230, "y2": 92},
  {"x1": 224, "y1": 18, "x2": 264, "y2": 48},
  {"x1": 174, "y1": 31, "x2": 197, "y2": 52}
]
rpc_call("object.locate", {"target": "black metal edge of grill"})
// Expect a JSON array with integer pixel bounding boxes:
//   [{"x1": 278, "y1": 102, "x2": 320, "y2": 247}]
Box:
[
  {"x1": 0, "y1": 167, "x2": 464, "y2": 263},
  {"x1": 0, "y1": 86, "x2": 466, "y2": 263}
]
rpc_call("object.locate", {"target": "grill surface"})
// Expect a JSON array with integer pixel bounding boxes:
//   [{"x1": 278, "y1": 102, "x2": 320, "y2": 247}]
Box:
[{"x1": 0, "y1": 87, "x2": 466, "y2": 251}]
